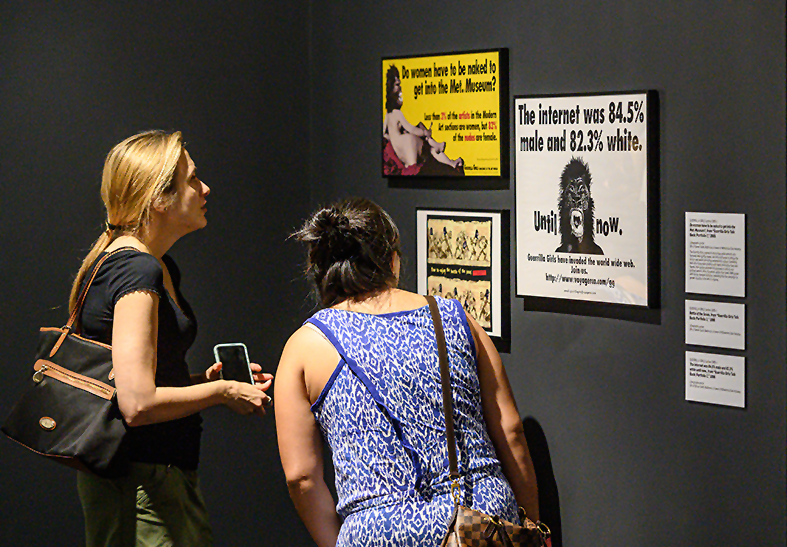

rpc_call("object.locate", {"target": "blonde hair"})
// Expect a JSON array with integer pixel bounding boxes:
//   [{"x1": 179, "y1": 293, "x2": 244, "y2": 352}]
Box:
[{"x1": 69, "y1": 130, "x2": 183, "y2": 313}]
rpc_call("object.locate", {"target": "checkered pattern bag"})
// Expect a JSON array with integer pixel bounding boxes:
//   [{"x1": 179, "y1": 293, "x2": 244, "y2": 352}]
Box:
[
  {"x1": 440, "y1": 504, "x2": 548, "y2": 547},
  {"x1": 426, "y1": 297, "x2": 550, "y2": 547}
]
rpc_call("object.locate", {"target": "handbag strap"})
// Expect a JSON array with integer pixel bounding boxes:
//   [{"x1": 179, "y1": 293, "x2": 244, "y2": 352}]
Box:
[
  {"x1": 49, "y1": 247, "x2": 137, "y2": 357},
  {"x1": 427, "y1": 296, "x2": 551, "y2": 542},
  {"x1": 425, "y1": 295, "x2": 460, "y2": 484}
]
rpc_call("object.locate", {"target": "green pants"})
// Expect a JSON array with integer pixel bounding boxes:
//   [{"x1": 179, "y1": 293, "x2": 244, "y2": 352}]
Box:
[{"x1": 77, "y1": 463, "x2": 213, "y2": 547}]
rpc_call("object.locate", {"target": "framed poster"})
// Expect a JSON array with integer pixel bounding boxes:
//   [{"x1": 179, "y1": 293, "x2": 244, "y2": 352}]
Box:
[
  {"x1": 515, "y1": 91, "x2": 659, "y2": 312},
  {"x1": 383, "y1": 49, "x2": 508, "y2": 186},
  {"x1": 416, "y1": 208, "x2": 510, "y2": 352}
]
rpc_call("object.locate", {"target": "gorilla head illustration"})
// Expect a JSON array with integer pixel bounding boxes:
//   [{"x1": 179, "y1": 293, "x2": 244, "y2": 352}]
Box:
[{"x1": 555, "y1": 157, "x2": 603, "y2": 255}]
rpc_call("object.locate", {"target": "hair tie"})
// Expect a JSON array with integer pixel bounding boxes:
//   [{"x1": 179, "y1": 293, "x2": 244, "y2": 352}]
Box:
[{"x1": 106, "y1": 222, "x2": 129, "y2": 231}]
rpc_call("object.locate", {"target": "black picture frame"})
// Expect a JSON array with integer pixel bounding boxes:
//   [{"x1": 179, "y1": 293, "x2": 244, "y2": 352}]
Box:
[
  {"x1": 513, "y1": 90, "x2": 660, "y2": 323},
  {"x1": 383, "y1": 48, "x2": 509, "y2": 190},
  {"x1": 416, "y1": 207, "x2": 511, "y2": 352}
]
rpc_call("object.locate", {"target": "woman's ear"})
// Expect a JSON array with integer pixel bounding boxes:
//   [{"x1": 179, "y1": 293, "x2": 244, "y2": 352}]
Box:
[
  {"x1": 151, "y1": 198, "x2": 168, "y2": 214},
  {"x1": 151, "y1": 192, "x2": 175, "y2": 215}
]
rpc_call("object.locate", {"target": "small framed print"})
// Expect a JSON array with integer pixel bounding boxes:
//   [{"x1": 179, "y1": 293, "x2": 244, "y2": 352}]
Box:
[{"x1": 416, "y1": 208, "x2": 510, "y2": 352}]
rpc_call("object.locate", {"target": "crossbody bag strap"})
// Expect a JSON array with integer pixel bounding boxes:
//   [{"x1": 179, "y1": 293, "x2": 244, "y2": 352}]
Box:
[
  {"x1": 428, "y1": 296, "x2": 551, "y2": 541},
  {"x1": 425, "y1": 295, "x2": 460, "y2": 483}
]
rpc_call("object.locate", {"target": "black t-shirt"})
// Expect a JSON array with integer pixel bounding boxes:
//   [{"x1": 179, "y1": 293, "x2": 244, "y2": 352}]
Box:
[{"x1": 79, "y1": 249, "x2": 202, "y2": 470}]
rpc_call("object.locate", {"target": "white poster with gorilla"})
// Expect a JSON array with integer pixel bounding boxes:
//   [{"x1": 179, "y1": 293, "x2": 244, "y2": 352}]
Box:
[
  {"x1": 416, "y1": 209, "x2": 504, "y2": 338},
  {"x1": 514, "y1": 91, "x2": 655, "y2": 306}
]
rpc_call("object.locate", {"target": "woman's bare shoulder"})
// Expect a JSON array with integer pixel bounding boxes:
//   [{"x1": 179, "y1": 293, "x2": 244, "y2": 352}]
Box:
[
  {"x1": 280, "y1": 324, "x2": 337, "y2": 369},
  {"x1": 386, "y1": 108, "x2": 405, "y2": 121}
]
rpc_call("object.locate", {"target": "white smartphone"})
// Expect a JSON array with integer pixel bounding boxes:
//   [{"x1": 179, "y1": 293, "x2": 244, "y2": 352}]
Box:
[{"x1": 213, "y1": 343, "x2": 255, "y2": 384}]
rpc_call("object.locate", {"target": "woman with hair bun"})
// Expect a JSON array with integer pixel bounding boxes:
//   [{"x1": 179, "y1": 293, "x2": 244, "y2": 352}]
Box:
[
  {"x1": 276, "y1": 198, "x2": 539, "y2": 546},
  {"x1": 73, "y1": 130, "x2": 273, "y2": 546}
]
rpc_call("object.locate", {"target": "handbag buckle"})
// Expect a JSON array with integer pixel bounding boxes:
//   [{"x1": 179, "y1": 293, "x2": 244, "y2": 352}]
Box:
[
  {"x1": 450, "y1": 479, "x2": 460, "y2": 505},
  {"x1": 537, "y1": 520, "x2": 552, "y2": 539}
]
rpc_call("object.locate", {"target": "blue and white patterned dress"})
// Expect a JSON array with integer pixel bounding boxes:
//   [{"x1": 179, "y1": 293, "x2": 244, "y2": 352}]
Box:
[{"x1": 306, "y1": 296, "x2": 520, "y2": 546}]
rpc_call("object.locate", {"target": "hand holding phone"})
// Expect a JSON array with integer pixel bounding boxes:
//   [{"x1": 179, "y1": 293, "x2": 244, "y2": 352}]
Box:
[{"x1": 213, "y1": 343, "x2": 255, "y2": 384}]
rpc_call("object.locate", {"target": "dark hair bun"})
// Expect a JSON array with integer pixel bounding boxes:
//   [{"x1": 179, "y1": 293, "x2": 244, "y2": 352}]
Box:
[
  {"x1": 294, "y1": 198, "x2": 402, "y2": 307},
  {"x1": 319, "y1": 210, "x2": 360, "y2": 262}
]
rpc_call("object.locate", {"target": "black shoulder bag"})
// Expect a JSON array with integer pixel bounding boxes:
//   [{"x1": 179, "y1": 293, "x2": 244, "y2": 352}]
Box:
[{"x1": 2, "y1": 249, "x2": 132, "y2": 477}]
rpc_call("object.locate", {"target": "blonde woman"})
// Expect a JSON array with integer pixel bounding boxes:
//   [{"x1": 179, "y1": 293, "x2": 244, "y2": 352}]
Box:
[{"x1": 73, "y1": 130, "x2": 272, "y2": 547}]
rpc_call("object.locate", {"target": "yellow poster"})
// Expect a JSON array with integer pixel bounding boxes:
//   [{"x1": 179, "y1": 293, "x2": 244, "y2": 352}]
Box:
[{"x1": 382, "y1": 49, "x2": 506, "y2": 177}]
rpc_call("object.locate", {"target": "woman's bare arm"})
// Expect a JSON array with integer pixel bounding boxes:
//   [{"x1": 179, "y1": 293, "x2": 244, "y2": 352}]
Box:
[
  {"x1": 276, "y1": 326, "x2": 342, "y2": 547},
  {"x1": 111, "y1": 290, "x2": 271, "y2": 426},
  {"x1": 468, "y1": 312, "x2": 540, "y2": 521}
]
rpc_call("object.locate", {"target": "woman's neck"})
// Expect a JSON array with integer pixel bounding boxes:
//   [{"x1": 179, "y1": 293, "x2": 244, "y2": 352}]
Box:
[
  {"x1": 332, "y1": 288, "x2": 427, "y2": 315},
  {"x1": 107, "y1": 231, "x2": 172, "y2": 259},
  {"x1": 333, "y1": 288, "x2": 396, "y2": 313},
  {"x1": 108, "y1": 216, "x2": 179, "y2": 259}
]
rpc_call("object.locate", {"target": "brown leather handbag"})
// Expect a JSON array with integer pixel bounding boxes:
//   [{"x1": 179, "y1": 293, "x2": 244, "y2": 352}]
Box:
[{"x1": 425, "y1": 296, "x2": 550, "y2": 547}]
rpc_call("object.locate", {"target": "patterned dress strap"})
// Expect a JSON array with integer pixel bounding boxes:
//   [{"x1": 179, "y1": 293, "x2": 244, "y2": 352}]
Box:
[{"x1": 305, "y1": 316, "x2": 425, "y2": 490}]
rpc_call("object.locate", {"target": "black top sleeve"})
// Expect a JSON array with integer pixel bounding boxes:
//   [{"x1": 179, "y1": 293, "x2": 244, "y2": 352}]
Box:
[{"x1": 107, "y1": 252, "x2": 165, "y2": 307}]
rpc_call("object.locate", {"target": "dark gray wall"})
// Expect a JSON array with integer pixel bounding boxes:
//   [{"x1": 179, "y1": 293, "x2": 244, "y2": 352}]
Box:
[
  {"x1": 1, "y1": 2, "x2": 785, "y2": 546},
  {"x1": 0, "y1": 3, "x2": 314, "y2": 545},
  {"x1": 307, "y1": 1, "x2": 786, "y2": 546}
]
